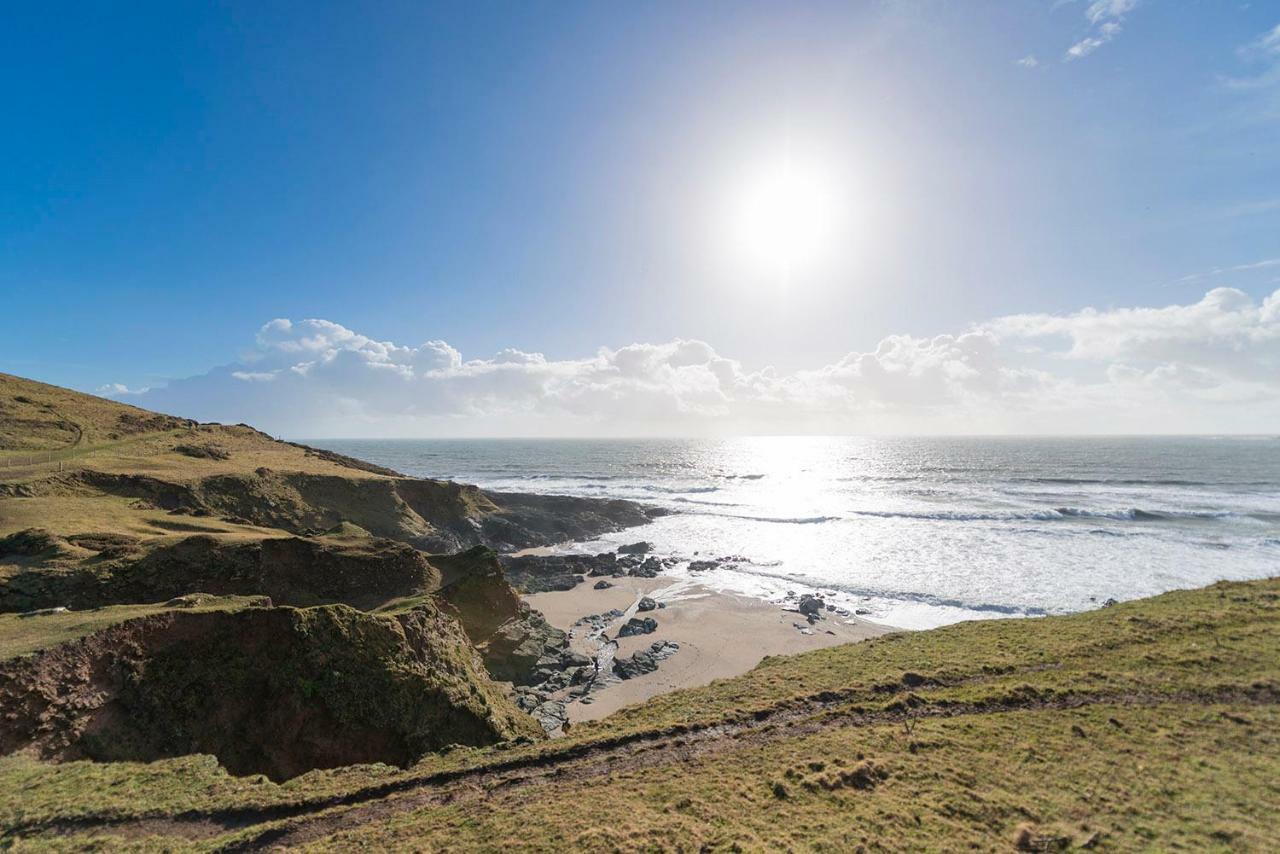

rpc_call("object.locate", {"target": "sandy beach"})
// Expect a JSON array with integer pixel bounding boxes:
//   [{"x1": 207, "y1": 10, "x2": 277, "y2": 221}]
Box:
[{"x1": 524, "y1": 576, "x2": 895, "y2": 723}]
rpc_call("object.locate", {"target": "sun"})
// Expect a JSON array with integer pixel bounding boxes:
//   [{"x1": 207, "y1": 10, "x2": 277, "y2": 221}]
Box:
[{"x1": 726, "y1": 154, "x2": 842, "y2": 282}]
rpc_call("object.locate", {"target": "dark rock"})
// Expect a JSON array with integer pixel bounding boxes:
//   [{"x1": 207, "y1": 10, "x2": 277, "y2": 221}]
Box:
[
  {"x1": 687, "y1": 559, "x2": 718, "y2": 572},
  {"x1": 629, "y1": 557, "x2": 661, "y2": 578},
  {"x1": 617, "y1": 541, "x2": 651, "y2": 555},
  {"x1": 613, "y1": 640, "x2": 679, "y2": 679},
  {"x1": 593, "y1": 580, "x2": 613, "y2": 590},
  {"x1": 798, "y1": 594, "x2": 825, "y2": 617},
  {"x1": 637, "y1": 596, "x2": 657, "y2": 612},
  {"x1": 562, "y1": 651, "x2": 593, "y2": 668},
  {"x1": 617, "y1": 616, "x2": 657, "y2": 638}
]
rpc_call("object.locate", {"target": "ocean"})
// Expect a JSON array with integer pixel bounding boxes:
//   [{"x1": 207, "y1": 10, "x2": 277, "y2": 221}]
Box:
[{"x1": 308, "y1": 436, "x2": 1280, "y2": 629}]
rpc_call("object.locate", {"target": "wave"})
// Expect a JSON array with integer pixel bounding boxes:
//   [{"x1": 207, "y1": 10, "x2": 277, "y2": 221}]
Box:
[
  {"x1": 697, "y1": 562, "x2": 1053, "y2": 618},
  {"x1": 639, "y1": 484, "x2": 720, "y2": 494},
  {"x1": 709, "y1": 513, "x2": 841, "y2": 525},
  {"x1": 844, "y1": 506, "x2": 1250, "y2": 523},
  {"x1": 682, "y1": 505, "x2": 1257, "y2": 525},
  {"x1": 672, "y1": 497, "x2": 745, "y2": 508}
]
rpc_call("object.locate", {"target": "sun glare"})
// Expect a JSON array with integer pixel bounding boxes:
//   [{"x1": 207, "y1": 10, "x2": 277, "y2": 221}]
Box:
[{"x1": 726, "y1": 153, "x2": 844, "y2": 283}]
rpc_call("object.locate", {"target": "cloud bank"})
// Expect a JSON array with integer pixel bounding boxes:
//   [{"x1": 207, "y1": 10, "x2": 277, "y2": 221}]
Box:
[{"x1": 122, "y1": 286, "x2": 1280, "y2": 437}]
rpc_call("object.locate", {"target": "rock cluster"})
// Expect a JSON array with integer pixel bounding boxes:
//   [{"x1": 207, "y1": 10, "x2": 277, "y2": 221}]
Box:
[
  {"x1": 498, "y1": 549, "x2": 680, "y2": 593},
  {"x1": 617, "y1": 616, "x2": 658, "y2": 638},
  {"x1": 613, "y1": 640, "x2": 680, "y2": 679}
]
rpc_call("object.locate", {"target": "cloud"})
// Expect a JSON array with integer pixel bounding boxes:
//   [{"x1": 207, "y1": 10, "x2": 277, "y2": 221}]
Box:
[
  {"x1": 1222, "y1": 22, "x2": 1280, "y2": 90},
  {"x1": 96, "y1": 382, "x2": 148, "y2": 396},
  {"x1": 1016, "y1": 55, "x2": 1039, "y2": 68},
  {"x1": 114, "y1": 287, "x2": 1280, "y2": 437},
  {"x1": 1065, "y1": 0, "x2": 1136, "y2": 61}
]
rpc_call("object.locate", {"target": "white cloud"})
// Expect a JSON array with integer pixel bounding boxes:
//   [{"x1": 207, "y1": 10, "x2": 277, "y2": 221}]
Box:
[
  {"x1": 1065, "y1": 0, "x2": 1136, "y2": 61},
  {"x1": 1222, "y1": 23, "x2": 1280, "y2": 90},
  {"x1": 1016, "y1": 55, "x2": 1040, "y2": 68},
  {"x1": 98, "y1": 382, "x2": 148, "y2": 396},
  {"x1": 128, "y1": 287, "x2": 1280, "y2": 437}
]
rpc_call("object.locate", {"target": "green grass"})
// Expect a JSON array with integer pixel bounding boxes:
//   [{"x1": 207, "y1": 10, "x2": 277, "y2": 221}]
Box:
[
  {"x1": 2, "y1": 577, "x2": 1276, "y2": 850},
  {"x1": 0, "y1": 596, "x2": 269, "y2": 660}
]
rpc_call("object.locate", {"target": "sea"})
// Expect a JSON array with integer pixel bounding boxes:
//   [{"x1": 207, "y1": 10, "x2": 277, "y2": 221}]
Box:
[{"x1": 307, "y1": 436, "x2": 1280, "y2": 629}]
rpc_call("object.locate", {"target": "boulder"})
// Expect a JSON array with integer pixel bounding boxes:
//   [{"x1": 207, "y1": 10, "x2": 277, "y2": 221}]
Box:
[
  {"x1": 637, "y1": 596, "x2": 657, "y2": 612},
  {"x1": 617, "y1": 542, "x2": 651, "y2": 555},
  {"x1": 630, "y1": 557, "x2": 661, "y2": 578},
  {"x1": 593, "y1": 580, "x2": 613, "y2": 590},
  {"x1": 798, "y1": 594, "x2": 825, "y2": 617},
  {"x1": 617, "y1": 616, "x2": 658, "y2": 638},
  {"x1": 613, "y1": 640, "x2": 680, "y2": 680}
]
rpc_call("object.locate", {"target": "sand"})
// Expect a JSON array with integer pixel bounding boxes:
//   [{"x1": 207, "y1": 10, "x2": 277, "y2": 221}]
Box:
[{"x1": 523, "y1": 576, "x2": 895, "y2": 723}]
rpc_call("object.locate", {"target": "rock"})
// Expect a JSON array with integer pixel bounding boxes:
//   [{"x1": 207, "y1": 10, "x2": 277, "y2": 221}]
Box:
[
  {"x1": 532, "y1": 700, "x2": 568, "y2": 734},
  {"x1": 629, "y1": 557, "x2": 661, "y2": 578},
  {"x1": 825, "y1": 604, "x2": 836, "y2": 612},
  {"x1": 562, "y1": 651, "x2": 593, "y2": 668},
  {"x1": 687, "y1": 559, "x2": 718, "y2": 572},
  {"x1": 901, "y1": 672, "x2": 927, "y2": 687},
  {"x1": 593, "y1": 580, "x2": 613, "y2": 590},
  {"x1": 798, "y1": 594, "x2": 825, "y2": 617},
  {"x1": 854, "y1": 608, "x2": 870, "y2": 616},
  {"x1": 617, "y1": 542, "x2": 651, "y2": 555},
  {"x1": 1102, "y1": 598, "x2": 1119, "y2": 607},
  {"x1": 18, "y1": 606, "x2": 69, "y2": 619},
  {"x1": 500, "y1": 553, "x2": 620, "y2": 592},
  {"x1": 637, "y1": 596, "x2": 657, "y2": 612},
  {"x1": 617, "y1": 616, "x2": 657, "y2": 638},
  {"x1": 613, "y1": 640, "x2": 679, "y2": 679}
]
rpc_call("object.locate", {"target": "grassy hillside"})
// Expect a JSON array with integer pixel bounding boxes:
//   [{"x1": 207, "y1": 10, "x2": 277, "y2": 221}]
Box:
[
  {"x1": 1, "y1": 576, "x2": 1275, "y2": 850},
  {"x1": 0, "y1": 372, "x2": 390, "y2": 479}
]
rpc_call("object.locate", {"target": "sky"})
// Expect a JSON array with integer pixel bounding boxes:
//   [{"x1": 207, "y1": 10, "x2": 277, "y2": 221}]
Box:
[{"x1": 3, "y1": 1, "x2": 1279, "y2": 436}]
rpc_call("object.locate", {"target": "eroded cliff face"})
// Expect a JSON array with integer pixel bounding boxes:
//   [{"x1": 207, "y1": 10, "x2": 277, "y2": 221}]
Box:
[
  {"x1": 0, "y1": 602, "x2": 539, "y2": 781},
  {"x1": 0, "y1": 528, "x2": 441, "y2": 613}
]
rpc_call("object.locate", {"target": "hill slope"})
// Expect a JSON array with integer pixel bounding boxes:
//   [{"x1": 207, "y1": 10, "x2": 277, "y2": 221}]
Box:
[
  {"x1": 1, "y1": 576, "x2": 1276, "y2": 850},
  {"x1": 0, "y1": 374, "x2": 654, "y2": 782}
]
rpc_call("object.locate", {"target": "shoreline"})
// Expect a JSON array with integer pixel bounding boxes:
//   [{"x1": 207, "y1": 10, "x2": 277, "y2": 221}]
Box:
[{"x1": 523, "y1": 575, "x2": 895, "y2": 724}]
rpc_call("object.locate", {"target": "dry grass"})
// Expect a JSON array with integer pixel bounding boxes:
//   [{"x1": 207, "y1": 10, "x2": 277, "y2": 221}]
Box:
[
  {"x1": 0, "y1": 577, "x2": 1274, "y2": 851},
  {"x1": 0, "y1": 595, "x2": 268, "y2": 660}
]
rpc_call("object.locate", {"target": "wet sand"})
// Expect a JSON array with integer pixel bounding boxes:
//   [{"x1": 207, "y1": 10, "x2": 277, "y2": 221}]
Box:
[{"x1": 523, "y1": 576, "x2": 896, "y2": 723}]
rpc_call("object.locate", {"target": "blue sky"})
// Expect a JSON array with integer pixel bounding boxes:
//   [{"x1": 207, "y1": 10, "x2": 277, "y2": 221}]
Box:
[{"x1": 3, "y1": 2, "x2": 1279, "y2": 435}]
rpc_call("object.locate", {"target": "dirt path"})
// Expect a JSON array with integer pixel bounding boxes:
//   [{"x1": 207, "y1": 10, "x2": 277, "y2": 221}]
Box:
[{"x1": 11, "y1": 679, "x2": 1276, "y2": 849}]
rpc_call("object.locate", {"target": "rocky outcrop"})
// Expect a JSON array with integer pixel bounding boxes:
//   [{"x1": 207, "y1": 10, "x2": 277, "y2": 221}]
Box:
[
  {"x1": 433, "y1": 547, "x2": 581, "y2": 690},
  {"x1": 498, "y1": 552, "x2": 617, "y2": 593},
  {"x1": 0, "y1": 602, "x2": 538, "y2": 780},
  {"x1": 497, "y1": 550, "x2": 679, "y2": 593},
  {"x1": 618, "y1": 616, "x2": 658, "y2": 638},
  {"x1": 613, "y1": 640, "x2": 679, "y2": 680},
  {"x1": 0, "y1": 529, "x2": 441, "y2": 613}
]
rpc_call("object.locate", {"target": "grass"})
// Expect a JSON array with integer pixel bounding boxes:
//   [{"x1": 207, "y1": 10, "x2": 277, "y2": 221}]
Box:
[
  {"x1": 0, "y1": 595, "x2": 269, "y2": 660},
  {"x1": 1, "y1": 576, "x2": 1275, "y2": 850},
  {"x1": 0, "y1": 372, "x2": 391, "y2": 486}
]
